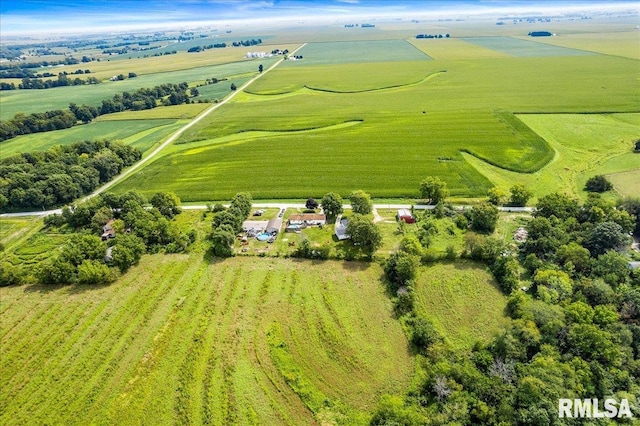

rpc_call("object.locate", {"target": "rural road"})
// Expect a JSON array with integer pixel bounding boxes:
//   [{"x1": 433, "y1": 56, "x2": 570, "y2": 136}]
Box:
[{"x1": 0, "y1": 203, "x2": 533, "y2": 218}]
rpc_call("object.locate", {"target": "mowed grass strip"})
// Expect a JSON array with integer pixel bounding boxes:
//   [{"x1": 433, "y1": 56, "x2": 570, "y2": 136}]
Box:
[
  {"x1": 607, "y1": 169, "x2": 640, "y2": 198},
  {"x1": 408, "y1": 38, "x2": 510, "y2": 60},
  {"x1": 414, "y1": 261, "x2": 510, "y2": 350},
  {"x1": 0, "y1": 255, "x2": 413, "y2": 425}
]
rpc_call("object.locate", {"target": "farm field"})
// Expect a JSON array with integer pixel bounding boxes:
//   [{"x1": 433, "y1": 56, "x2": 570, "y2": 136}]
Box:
[
  {"x1": 463, "y1": 113, "x2": 640, "y2": 201},
  {"x1": 111, "y1": 48, "x2": 638, "y2": 201},
  {"x1": 0, "y1": 255, "x2": 413, "y2": 425},
  {"x1": 460, "y1": 36, "x2": 597, "y2": 57},
  {"x1": 0, "y1": 58, "x2": 278, "y2": 119},
  {"x1": 518, "y1": 31, "x2": 640, "y2": 60},
  {"x1": 287, "y1": 40, "x2": 431, "y2": 66},
  {"x1": 0, "y1": 118, "x2": 188, "y2": 159},
  {"x1": 414, "y1": 261, "x2": 510, "y2": 350},
  {"x1": 408, "y1": 38, "x2": 509, "y2": 60}
]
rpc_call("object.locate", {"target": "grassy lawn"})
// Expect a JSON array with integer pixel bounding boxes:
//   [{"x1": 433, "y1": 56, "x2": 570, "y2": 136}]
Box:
[
  {"x1": 0, "y1": 255, "x2": 413, "y2": 425},
  {"x1": 414, "y1": 261, "x2": 510, "y2": 350}
]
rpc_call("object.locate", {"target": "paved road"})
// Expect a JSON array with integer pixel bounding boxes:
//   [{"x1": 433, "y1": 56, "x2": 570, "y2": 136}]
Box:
[{"x1": 0, "y1": 203, "x2": 533, "y2": 218}]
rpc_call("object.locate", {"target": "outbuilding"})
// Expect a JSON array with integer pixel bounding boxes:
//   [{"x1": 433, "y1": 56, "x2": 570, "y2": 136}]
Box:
[
  {"x1": 288, "y1": 213, "x2": 326, "y2": 227},
  {"x1": 396, "y1": 209, "x2": 415, "y2": 224},
  {"x1": 334, "y1": 216, "x2": 350, "y2": 240},
  {"x1": 266, "y1": 217, "x2": 283, "y2": 234}
]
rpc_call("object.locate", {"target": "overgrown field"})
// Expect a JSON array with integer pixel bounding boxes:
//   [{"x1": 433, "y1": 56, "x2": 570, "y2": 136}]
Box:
[
  {"x1": 414, "y1": 261, "x2": 510, "y2": 349},
  {"x1": 0, "y1": 255, "x2": 413, "y2": 425},
  {"x1": 111, "y1": 50, "x2": 638, "y2": 201}
]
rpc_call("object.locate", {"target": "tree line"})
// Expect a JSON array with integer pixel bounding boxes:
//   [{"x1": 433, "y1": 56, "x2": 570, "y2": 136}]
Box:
[
  {"x1": 0, "y1": 82, "x2": 192, "y2": 142},
  {"x1": 0, "y1": 140, "x2": 141, "y2": 212},
  {"x1": 186, "y1": 38, "x2": 263, "y2": 53}
]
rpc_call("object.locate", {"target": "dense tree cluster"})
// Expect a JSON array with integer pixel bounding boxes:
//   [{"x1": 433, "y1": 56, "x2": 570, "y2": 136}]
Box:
[
  {"x1": 1, "y1": 190, "x2": 192, "y2": 286},
  {"x1": 371, "y1": 192, "x2": 640, "y2": 424},
  {"x1": 210, "y1": 192, "x2": 252, "y2": 257},
  {"x1": 15, "y1": 72, "x2": 99, "y2": 90},
  {"x1": 0, "y1": 82, "x2": 191, "y2": 141},
  {"x1": 0, "y1": 140, "x2": 141, "y2": 211}
]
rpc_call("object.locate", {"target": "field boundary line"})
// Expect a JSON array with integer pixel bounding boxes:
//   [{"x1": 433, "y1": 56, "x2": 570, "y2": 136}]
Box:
[{"x1": 80, "y1": 43, "x2": 308, "y2": 203}]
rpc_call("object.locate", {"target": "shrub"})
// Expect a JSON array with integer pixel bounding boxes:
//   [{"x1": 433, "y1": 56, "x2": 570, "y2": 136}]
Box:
[{"x1": 585, "y1": 175, "x2": 613, "y2": 193}]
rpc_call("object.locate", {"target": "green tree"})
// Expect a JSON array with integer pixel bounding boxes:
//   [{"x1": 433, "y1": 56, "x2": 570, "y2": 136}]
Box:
[
  {"x1": 258, "y1": 64, "x2": 263, "y2": 73},
  {"x1": 230, "y1": 192, "x2": 252, "y2": 219},
  {"x1": 348, "y1": 189, "x2": 372, "y2": 215},
  {"x1": 77, "y1": 260, "x2": 115, "y2": 285},
  {"x1": 487, "y1": 187, "x2": 508, "y2": 206},
  {"x1": 533, "y1": 269, "x2": 573, "y2": 303},
  {"x1": 508, "y1": 184, "x2": 532, "y2": 207},
  {"x1": 211, "y1": 224, "x2": 235, "y2": 257},
  {"x1": 346, "y1": 214, "x2": 382, "y2": 258},
  {"x1": 585, "y1": 221, "x2": 631, "y2": 256},
  {"x1": 110, "y1": 233, "x2": 146, "y2": 272},
  {"x1": 212, "y1": 208, "x2": 243, "y2": 233},
  {"x1": 384, "y1": 251, "x2": 419, "y2": 289},
  {"x1": 585, "y1": 175, "x2": 613, "y2": 193},
  {"x1": 321, "y1": 192, "x2": 343, "y2": 220},
  {"x1": 535, "y1": 193, "x2": 579, "y2": 220},
  {"x1": 305, "y1": 197, "x2": 319, "y2": 210},
  {"x1": 420, "y1": 176, "x2": 449, "y2": 205},
  {"x1": 469, "y1": 203, "x2": 499, "y2": 234},
  {"x1": 150, "y1": 192, "x2": 182, "y2": 218}
]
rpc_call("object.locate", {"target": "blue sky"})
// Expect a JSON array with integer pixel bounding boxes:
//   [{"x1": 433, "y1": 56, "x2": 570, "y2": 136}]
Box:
[{"x1": 1, "y1": 1, "x2": 638, "y2": 36}]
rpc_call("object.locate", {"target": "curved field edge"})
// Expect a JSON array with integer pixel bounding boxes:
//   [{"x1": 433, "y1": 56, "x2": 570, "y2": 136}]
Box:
[
  {"x1": 0, "y1": 255, "x2": 413, "y2": 426},
  {"x1": 461, "y1": 113, "x2": 640, "y2": 201}
]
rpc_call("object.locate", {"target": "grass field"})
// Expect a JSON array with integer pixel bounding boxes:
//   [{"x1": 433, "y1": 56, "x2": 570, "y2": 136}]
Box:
[
  {"x1": 607, "y1": 169, "x2": 640, "y2": 198},
  {"x1": 463, "y1": 113, "x2": 640, "y2": 201},
  {"x1": 0, "y1": 255, "x2": 413, "y2": 425},
  {"x1": 414, "y1": 261, "x2": 510, "y2": 350}
]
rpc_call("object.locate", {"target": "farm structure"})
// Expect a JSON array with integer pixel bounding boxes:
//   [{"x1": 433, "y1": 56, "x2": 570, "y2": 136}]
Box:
[
  {"x1": 266, "y1": 217, "x2": 283, "y2": 234},
  {"x1": 101, "y1": 220, "x2": 116, "y2": 240},
  {"x1": 396, "y1": 209, "x2": 415, "y2": 224},
  {"x1": 335, "y1": 217, "x2": 350, "y2": 240},
  {"x1": 242, "y1": 220, "x2": 268, "y2": 234},
  {"x1": 288, "y1": 213, "x2": 326, "y2": 226}
]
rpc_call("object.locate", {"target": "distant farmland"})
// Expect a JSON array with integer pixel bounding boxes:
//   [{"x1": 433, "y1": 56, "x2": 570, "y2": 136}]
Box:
[
  {"x1": 0, "y1": 255, "x2": 413, "y2": 425},
  {"x1": 111, "y1": 46, "x2": 638, "y2": 200}
]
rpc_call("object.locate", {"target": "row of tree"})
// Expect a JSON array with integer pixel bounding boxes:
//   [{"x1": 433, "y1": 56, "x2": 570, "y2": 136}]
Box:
[
  {"x1": 0, "y1": 82, "x2": 192, "y2": 141},
  {"x1": 210, "y1": 193, "x2": 253, "y2": 257},
  {"x1": 0, "y1": 140, "x2": 141, "y2": 211}
]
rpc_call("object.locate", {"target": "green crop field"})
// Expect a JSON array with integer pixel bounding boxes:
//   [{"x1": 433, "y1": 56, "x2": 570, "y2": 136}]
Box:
[
  {"x1": 414, "y1": 261, "x2": 510, "y2": 349},
  {"x1": 287, "y1": 40, "x2": 431, "y2": 66},
  {"x1": 111, "y1": 49, "x2": 638, "y2": 201},
  {"x1": 408, "y1": 38, "x2": 510, "y2": 60},
  {"x1": 607, "y1": 169, "x2": 640, "y2": 198},
  {"x1": 0, "y1": 118, "x2": 186, "y2": 159},
  {"x1": 463, "y1": 113, "x2": 640, "y2": 201},
  {"x1": 0, "y1": 255, "x2": 413, "y2": 425}
]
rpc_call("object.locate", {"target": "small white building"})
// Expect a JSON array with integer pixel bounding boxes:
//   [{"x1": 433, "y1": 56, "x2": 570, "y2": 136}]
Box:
[
  {"x1": 242, "y1": 220, "x2": 268, "y2": 233},
  {"x1": 288, "y1": 214, "x2": 326, "y2": 226},
  {"x1": 334, "y1": 216, "x2": 350, "y2": 240}
]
